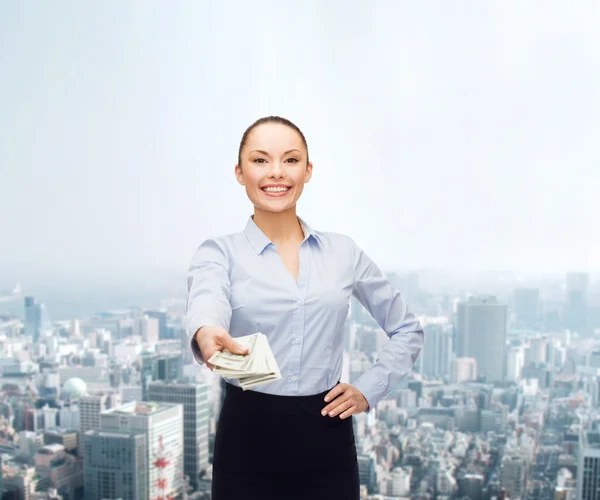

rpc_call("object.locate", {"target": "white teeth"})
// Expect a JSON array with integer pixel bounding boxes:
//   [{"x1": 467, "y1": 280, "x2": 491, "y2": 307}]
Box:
[{"x1": 263, "y1": 187, "x2": 290, "y2": 193}]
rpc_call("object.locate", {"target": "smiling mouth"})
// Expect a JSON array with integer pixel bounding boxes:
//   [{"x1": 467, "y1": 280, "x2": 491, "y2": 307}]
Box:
[{"x1": 261, "y1": 186, "x2": 292, "y2": 194}]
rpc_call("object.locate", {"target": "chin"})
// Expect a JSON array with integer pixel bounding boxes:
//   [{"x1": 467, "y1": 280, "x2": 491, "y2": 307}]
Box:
[
  {"x1": 264, "y1": 206, "x2": 294, "y2": 213},
  {"x1": 254, "y1": 202, "x2": 297, "y2": 214}
]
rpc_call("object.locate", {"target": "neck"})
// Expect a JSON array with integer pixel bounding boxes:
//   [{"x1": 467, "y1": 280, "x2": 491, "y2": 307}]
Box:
[{"x1": 253, "y1": 208, "x2": 304, "y2": 245}]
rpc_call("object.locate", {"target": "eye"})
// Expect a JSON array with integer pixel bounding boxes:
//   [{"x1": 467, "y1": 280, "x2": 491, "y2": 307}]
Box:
[
  {"x1": 253, "y1": 158, "x2": 267, "y2": 164},
  {"x1": 286, "y1": 158, "x2": 299, "y2": 163}
]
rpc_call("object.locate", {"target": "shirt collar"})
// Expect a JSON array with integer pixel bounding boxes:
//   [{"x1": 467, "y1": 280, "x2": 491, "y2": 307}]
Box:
[{"x1": 244, "y1": 215, "x2": 324, "y2": 255}]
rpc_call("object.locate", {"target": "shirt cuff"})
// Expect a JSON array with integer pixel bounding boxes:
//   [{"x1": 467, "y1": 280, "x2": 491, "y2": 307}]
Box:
[
  {"x1": 190, "y1": 336, "x2": 205, "y2": 365},
  {"x1": 352, "y1": 371, "x2": 389, "y2": 414}
]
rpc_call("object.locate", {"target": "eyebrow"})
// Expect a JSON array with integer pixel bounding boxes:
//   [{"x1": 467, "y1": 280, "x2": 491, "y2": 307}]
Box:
[{"x1": 249, "y1": 149, "x2": 301, "y2": 157}]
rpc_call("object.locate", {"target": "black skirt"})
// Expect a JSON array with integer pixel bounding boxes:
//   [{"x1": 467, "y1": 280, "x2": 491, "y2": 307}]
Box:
[{"x1": 212, "y1": 381, "x2": 360, "y2": 500}]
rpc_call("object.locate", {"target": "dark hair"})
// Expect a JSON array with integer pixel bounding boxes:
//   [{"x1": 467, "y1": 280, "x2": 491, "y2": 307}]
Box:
[{"x1": 237, "y1": 116, "x2": 309, "y2": 168}]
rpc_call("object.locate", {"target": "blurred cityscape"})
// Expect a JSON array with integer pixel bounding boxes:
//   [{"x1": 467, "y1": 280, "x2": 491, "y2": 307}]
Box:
[{"x1": 0, "y1": 270, "x2": 599, "y2": 499}]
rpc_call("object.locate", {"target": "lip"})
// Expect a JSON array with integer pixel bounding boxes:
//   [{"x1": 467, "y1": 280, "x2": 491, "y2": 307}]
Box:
[{"x1": 261, "y1": 184, "x2": 292, "y2": 198}]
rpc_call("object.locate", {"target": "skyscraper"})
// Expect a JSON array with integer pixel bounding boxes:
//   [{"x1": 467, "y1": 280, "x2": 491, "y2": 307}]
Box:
[
  {"x1": 100, "y1": 401, "x2": 184, "y2": 499},
  {"x1": 24, "y1": 296, "x2": 51, "y2": 342},
  {"x1": 421, "y1": 323, "x2": 452, "y2": 379},
  {"x1": 505, "y1": 346, "x2": 524, "y2": 382},
  {"x1": 451, "y1": 357, "x2": 478, "y2": 383},
  {"x1": 577, "y1": 430, "x2": 600, "y2": 499},
  {"x1": 80, "y1": 393, "x2": 121, "y2": 436},
  {"x1": 455, "y1": 296, "x2": 507, "y2": 383},
  {"x1": 83, "y1": 431, "x2": 148, "y2": 500},
  {"x1": 501, "y1": 453, "x2": 526, "y2": 499},
  {"x1": 148, "y1": 380, "x2": 210, "y2": 489},
  {"x1": 24, "y1": 296, "x2": 40, "y2": 340},
  {"x1": 146, "y1": 310, "x2": 169, "y2": 340},
  {"x1": 457, "y1": 473, "x2": 484, "y2": 500},
  {"x1": 565, "y1": 272, "x2": 590, "y2": 335}
]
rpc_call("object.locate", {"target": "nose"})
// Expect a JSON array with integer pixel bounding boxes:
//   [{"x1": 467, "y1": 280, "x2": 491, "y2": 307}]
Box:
[{"x1": 268, "y1": 160, "x2": 285, "y2": 178}]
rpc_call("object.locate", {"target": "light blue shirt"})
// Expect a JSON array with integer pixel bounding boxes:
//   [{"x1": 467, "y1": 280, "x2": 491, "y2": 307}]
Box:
[{"x1": 185, "y1": 216, "x2": 424, "y2": 412}]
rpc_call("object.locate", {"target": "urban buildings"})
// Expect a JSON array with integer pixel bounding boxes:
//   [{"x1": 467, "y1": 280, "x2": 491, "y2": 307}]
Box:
[
  {"x1": 148, "y1": 380, "x2": 210, "y2": 490},
  {"x1": 455, "y1": 295, "x2": 508, "y2": 382},
  {"x1": 577, "y1": 430, "x2": 600, "y2": 500}
]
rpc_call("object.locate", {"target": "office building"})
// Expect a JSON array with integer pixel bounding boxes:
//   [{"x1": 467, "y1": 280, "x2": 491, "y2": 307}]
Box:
[
  {"x1": 148, "y1": 380, "x2": 210, "y2": 489},
  {"x1": 24, "y1": 296, "x2": 51, "y2": 343},
  {"x1": 140, "y1": 315, "x2": 160, "y2": 344},
  {"x1": 84, "y1": 431, "x2": 147, "y2": 500},
  {"x1": 146, "y1": 310, "x2": 169, "y2": 340},
  {"x1": 43, "y1": 429, "x2": 79, "y2": 454},
  {"x1": 566, "y1": 272, "x2": 590, "y2": 335},
  {"x1": 577, "y1": 430, "x2": 600, "y2": 499},
  {"x1": 455, "y1": 296, "x2": 507, "y2": 382},
  {"x1": 457, "y1": 473, "x2": 484, "y2": 500},
  {"x1": 357, "y1": 454, "x2": 378, "y2": 494},
  {"x1": 420, "y1": 323, "x2": 452, "y2": 378},
  {"x1": 501, "y1": 453, "x2": 526, "y2": 499},
  {"x1": 79, "y1": 393, "x2": 120, "y2": 436},
  {"x1": 100, "y1": 401, "x2": 184, "y2": 499},
  {"x1": 34, "y1": 444, "x2": 83, "y2": 497},
  {"x1": 451, "y1": 357, "x2": 477, "y2": 384},
  {"x1": 506, "y1": 346, "x2": 524, "y2": 382}
]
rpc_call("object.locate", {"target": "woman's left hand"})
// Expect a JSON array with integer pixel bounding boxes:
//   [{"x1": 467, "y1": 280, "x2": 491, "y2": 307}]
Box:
[{"x1": 321, "y1": 383, "x2": 369, "y2": 419}]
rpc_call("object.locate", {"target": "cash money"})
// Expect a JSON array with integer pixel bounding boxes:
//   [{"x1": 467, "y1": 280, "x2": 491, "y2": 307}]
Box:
[
  {"x1": 209, "y1": 333, "x2": 282, "y2": 390},
  {"x1": 207, "y1": 333, "x2": 260, "y2": 371}
]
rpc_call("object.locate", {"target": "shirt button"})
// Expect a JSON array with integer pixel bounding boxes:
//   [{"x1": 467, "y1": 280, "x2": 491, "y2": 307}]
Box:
[{"x1": 291, "y1": 376, "x2": 298, "y2": 382}]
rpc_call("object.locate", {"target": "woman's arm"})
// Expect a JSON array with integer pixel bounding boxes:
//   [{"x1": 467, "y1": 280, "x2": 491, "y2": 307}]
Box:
[
  {"x1": 185, "y1": 238, "x2": 233, "y2": 364},
  {"x1": 348, "y1": 236, "x2": 424, "y2": 413}
]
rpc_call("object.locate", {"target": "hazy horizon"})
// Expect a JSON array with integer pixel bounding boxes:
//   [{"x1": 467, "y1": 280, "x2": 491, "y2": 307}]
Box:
[
  {"x1": 2, "y1": 265, "x2": 598, "y2": 323},
  {"x1": 2, "y1": 2, "x2": 599, "y2": 281}
]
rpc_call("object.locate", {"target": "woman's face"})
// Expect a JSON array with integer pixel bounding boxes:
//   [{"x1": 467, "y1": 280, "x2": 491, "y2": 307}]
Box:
[{"x1": 235, "y1": 123, "x2": 312, "y2": 214}]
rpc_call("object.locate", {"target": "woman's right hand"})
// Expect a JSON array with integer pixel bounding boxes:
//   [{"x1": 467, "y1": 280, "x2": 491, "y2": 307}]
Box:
[{"x1": 194, "y1": 325, "x2": 250, "y2": 370}]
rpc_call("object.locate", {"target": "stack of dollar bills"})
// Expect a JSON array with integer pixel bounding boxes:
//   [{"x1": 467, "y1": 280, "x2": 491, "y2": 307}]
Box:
[{"x1": 207, "y1": 333, "x2": 282, "y2": 390}]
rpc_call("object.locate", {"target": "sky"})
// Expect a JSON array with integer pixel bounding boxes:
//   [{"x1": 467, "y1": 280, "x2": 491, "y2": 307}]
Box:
[{"x1": 1, "y1": 1, "x2": 599, "y2": 291}]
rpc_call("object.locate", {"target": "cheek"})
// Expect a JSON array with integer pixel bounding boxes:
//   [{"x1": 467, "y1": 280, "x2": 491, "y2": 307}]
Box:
[
  {"x1": 291, "y1": 170, "x2": 308, "y2": 187},
  {"x1": 240, "y1": 172, "x2": 259, "y2": 191},
  {"x1": 243, "y1": 173, "x2": 265, "y2": 202},
  {"x1": 244, "y1": 170, "x2": 263, "y2": 187},
  {"x1": 245, "y1": 184, "x2": 261, "y2": 203}
]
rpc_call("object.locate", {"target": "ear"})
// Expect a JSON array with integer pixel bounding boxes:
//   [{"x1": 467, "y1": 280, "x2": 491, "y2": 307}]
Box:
[
  {"x1": 304, "y1": 161, "x2": 313, "y2": 183},
  {"x1": 234, "y1": 164, "x2": 245, "y2": 186}
]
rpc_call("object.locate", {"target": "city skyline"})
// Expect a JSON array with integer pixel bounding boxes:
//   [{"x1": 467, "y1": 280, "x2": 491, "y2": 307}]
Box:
[
  {"x1": 1, "y1": 219, "x2": 599, "y2": 499},
  {"x1": 2, "y1": 276, "x2": 600, "y2": 498}
]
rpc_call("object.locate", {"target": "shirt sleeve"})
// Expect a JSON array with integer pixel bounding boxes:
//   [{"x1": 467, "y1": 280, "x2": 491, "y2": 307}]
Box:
[
  {"x1": 185, "y1": 238, "x2": 233, "y2": 365},
  {"x1": 348, "y1": 237, "x2": 424, "y2": 413}
]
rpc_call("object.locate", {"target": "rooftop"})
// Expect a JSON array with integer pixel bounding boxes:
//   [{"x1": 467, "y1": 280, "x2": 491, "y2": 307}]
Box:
[
  {"x1": 583, "y1": 431, "x2": 600, "y2": 449},
  {"x1": 104, "y1": 400, "x2": 172, "y2": 416},
  {"x1": 84, "y1": 430, "x2": 145, "y2": 439},
  {"x1": 38, "y1": 444, "x2": 65, "y2": 454}
]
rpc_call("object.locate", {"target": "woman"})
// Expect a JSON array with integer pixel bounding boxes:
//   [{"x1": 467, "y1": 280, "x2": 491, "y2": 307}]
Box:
[{"x1": 186, "y1": 116, "x2": 424, "y2": 499}]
